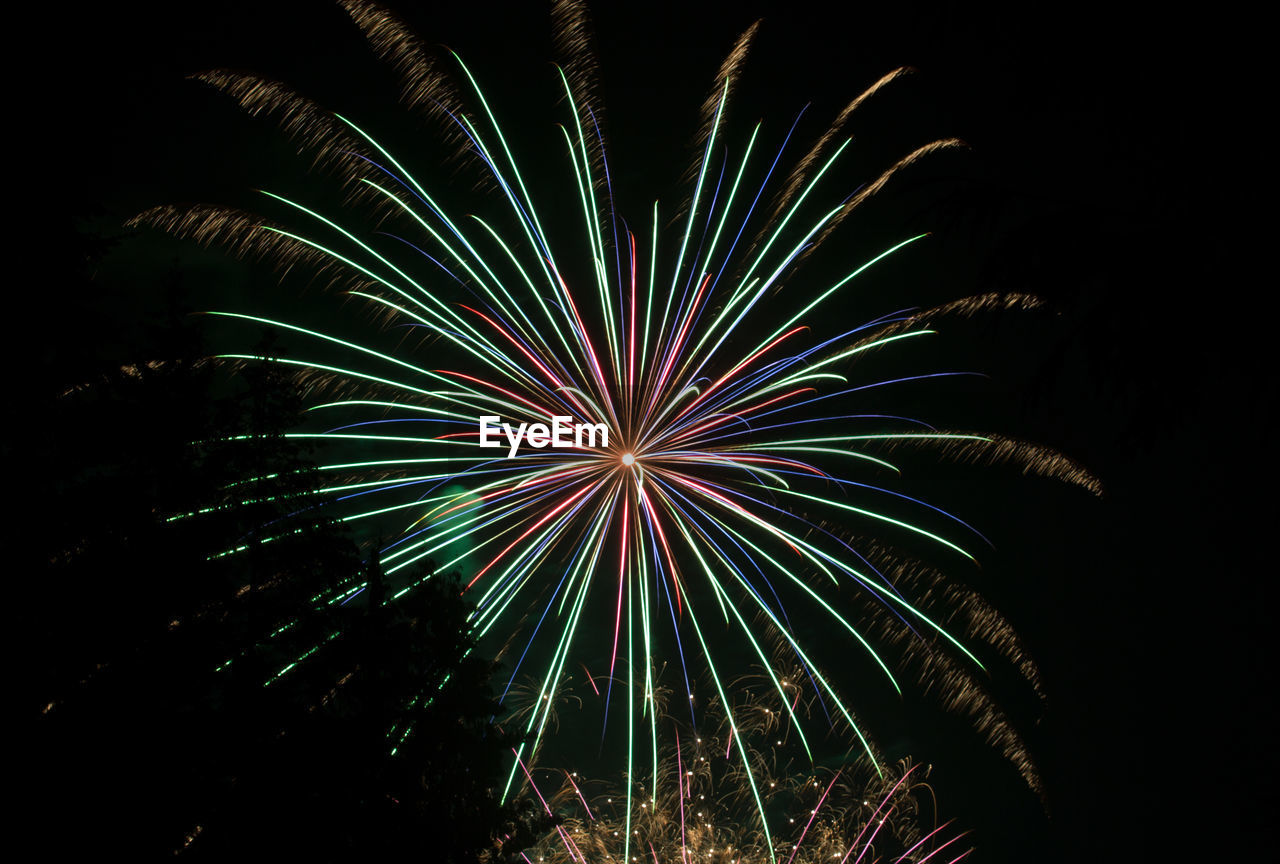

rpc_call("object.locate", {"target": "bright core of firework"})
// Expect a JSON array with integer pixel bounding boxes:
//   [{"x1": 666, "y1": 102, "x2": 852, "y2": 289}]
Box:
[{"x1": 620, "y1": 452, "x2": 635, "y2": 467}]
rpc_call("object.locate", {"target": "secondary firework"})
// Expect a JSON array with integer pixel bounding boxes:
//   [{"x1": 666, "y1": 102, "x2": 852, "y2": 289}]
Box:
[
  {"x1": 516, "y1": 738, "x2": 970, "y2": 864},
  {"x1": 499, "y1": 667, "x2": 976, "y2": 863},
  {"x1": 136, "y1": 0, "x2": 1099, "y2": 853}
]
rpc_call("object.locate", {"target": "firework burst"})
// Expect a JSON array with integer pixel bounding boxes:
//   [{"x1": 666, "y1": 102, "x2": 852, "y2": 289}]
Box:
[
  {"x1": 517, "y1": 733, "x2": 970, "y2": 864},
  {"x1": 493, "y1": 666, "x2": 964, "y2": 861},
  {"x1": 133, "y1": 1, "x2": 1099, "y2": 851}
]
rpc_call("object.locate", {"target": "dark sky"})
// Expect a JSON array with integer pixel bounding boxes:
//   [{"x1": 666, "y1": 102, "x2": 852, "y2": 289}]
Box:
[{"x1": 31, "y1": 1, "x2": 1268, "y2": 861}]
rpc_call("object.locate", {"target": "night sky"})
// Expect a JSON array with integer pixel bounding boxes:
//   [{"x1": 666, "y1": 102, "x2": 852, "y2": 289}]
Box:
[{"x1": 30, "y1": 1, "x2": 1267, "y2": 861}]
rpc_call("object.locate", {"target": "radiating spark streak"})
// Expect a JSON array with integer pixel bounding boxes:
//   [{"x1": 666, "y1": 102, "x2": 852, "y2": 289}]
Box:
[{"x1": 786, "y1": 771, "x2": 842, "y2": 864}]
